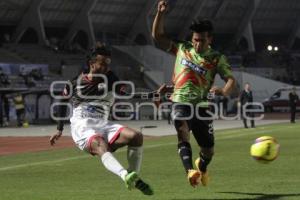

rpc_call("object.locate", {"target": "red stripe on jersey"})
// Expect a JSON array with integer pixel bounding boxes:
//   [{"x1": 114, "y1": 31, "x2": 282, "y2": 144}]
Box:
[
  {"x1": 108, "y1": 127, "x2": 125, "y2": 145},
  {"x1": 172, "y1": 68, "x2": 190, "y2": 84},
  {"x1": 175, "y1": 71, "x2": 199, "y2": 88}
]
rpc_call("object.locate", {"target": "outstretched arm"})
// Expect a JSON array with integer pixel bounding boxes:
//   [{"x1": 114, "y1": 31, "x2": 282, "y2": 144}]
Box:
[
  {"x1": 50, "y1": 99, "x2": 68, "y2": 145},
  {"x1": 50, "y1": 130, "x2": 63, "y2": 146},
  {"x1": 50, "y1": 84, "x2": 71, "y2": 145},
  {"x1": 152, "y1": 0, "x2": 173, "y2": 51}
]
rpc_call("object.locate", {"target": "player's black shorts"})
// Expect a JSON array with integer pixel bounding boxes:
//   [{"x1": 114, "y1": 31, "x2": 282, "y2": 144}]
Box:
[{"x1": 172, "y1": 103, "x2": 214, "y2": 148}]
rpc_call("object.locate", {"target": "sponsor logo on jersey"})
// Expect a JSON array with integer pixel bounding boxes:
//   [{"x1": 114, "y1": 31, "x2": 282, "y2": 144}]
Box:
[
  {"x1": 181, "y1": 58, "x2": 207, "y2": 75},
  {"x1": 82, "y1": 105, "x2": 106, "y2": 119},
  {"x1": 86, "y1": 105, "x2": 97, "y2": 113}
]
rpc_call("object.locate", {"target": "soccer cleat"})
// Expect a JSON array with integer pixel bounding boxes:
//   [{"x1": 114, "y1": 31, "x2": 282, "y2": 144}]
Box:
[
  {"x1": 187, "y1": 169, "x2": 201, "y2": 187},
  {"x1": 195, "y1": 158, "x2": 209, "y2": 186},
  {"x1": 125, "y1": 171, "x2": 139, "y2": 190},
  {"x1": 125, "y1": 171, "x2": 154, "y2": 195},
  {"x1": 135, "y1": 179, "x2": 154, "y2": 195}
]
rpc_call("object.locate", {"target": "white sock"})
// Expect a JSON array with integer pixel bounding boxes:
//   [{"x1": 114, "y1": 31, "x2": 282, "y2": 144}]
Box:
[
  {"x1": 101, "y1": 152, "x2": 128, "y2": 181},
  {"x1": 127, "y1": 146, "x2": 143, "y2": 173}
]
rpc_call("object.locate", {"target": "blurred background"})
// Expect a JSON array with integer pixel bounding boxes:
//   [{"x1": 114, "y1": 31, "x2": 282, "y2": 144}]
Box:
[{"x1": 0, "y1": 0, "x2": 299, "y2": 127}]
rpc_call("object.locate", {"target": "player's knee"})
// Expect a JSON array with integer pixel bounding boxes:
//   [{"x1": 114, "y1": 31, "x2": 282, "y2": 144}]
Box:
[
  {"x1": 127, "y1": 130, "x2": 143, "y2": 147},
  {"x1": 201, "y1": 147, "x2": 214, "y2": 158},
  {"x1": 132, "y1": 131, "x2": 143, "y2": 146},
  {"x1": 174, "y1": 120, "x2": 186, "y2": 131},
  {"x1": 89, "y1": 138, "x2": 108, "y2": 156},
  {"x1": 174, "y1": 120, "x2": 189, "y2": 142},
  {"x1": 176, "y1": 130, "x2": 189, "y2": 143}
]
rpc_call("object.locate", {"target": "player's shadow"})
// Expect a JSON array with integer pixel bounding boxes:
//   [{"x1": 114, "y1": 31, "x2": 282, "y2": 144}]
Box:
[
  {"x1": 218, "y1": 192, "x2": 300, "y2": 200},
  {"x1": 171, "y1": 191, "x2": 300, "y2": 200}
]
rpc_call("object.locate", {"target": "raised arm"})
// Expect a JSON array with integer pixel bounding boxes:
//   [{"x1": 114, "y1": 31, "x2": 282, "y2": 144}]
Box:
[{"x1": 152, "y1": 0, "x2": 173, "y2": 51}]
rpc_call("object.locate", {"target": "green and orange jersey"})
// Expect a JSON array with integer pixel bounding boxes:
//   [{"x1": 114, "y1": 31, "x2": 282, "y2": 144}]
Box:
[{"x1": 168, "y1": 41, "x2": 233, "y2": 106}]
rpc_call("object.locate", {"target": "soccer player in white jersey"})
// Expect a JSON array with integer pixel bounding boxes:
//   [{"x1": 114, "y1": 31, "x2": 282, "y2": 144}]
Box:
[{"x1": 49, "y1": 46, "x2": 153, "y2": 195}]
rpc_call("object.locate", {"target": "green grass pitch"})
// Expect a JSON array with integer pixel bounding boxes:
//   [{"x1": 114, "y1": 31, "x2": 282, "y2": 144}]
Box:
[{"x1": 1, "y1": 122, "x2": 300, "y2": 200}]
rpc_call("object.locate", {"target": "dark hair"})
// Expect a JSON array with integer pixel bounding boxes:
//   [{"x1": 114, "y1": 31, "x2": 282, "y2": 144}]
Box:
[
  {"x1": 189, "y1": 19, "x2": 213, "y2": 35},
  {"x1": 86, "y1": 46, "x2": 111, "y2": 66}
]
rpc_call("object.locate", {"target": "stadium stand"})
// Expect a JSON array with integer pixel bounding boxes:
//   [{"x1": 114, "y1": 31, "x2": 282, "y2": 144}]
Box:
[{"x1": 0, "y1": 0, "x2": 300, "y2": 125}]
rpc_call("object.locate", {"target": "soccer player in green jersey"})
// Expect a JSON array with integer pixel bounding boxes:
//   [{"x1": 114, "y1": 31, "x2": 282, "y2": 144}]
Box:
[{"x1": 152, "y1": 0, "x2": 235, "y2": 187}]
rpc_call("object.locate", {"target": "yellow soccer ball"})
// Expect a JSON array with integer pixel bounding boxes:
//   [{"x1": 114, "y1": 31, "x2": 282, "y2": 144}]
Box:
[{"x1": 250, "y1": 136, "x2": 280, "y2": 164}]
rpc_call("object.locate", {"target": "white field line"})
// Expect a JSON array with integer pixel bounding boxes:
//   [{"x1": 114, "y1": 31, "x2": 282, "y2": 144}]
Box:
[
  {"x1": 0, "y1": 125, "x2": 296, "y2": 172},
  {"x1": 0, "y1": 143, "x2": 175, "y2": 172}
]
